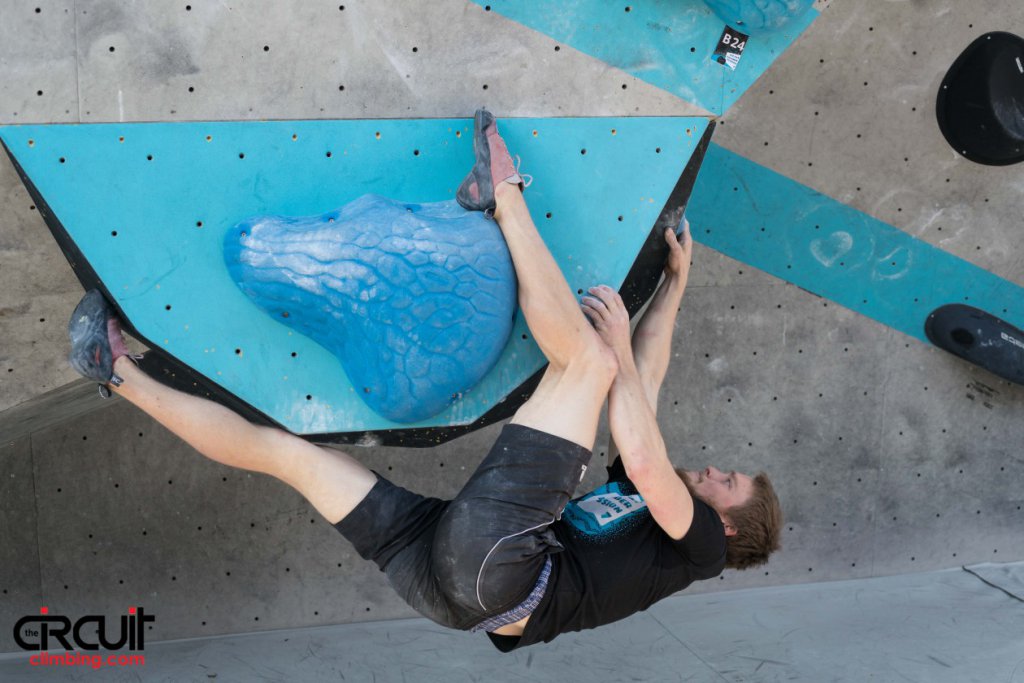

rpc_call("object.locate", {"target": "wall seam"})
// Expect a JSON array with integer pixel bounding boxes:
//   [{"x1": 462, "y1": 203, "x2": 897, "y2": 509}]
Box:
[
  {"x1": 647, "y1": 612, "x2": 732, "y2": 682},
  {"x1": 27, "y1": 434, "x2": 45, "y2": 610},
  {"x1": 73, "y1": 0, "x2": 82, "y2": 122},
  {"x1": 961, "y1": 566, "x2": 1024, "y2": 604},
  {"x1": 869, "y1": 328, "x2": 896, "y2": 578}
]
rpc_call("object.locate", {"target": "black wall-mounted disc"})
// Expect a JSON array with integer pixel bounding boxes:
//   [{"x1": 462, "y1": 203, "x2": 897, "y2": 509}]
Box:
[{"x1": 936, "y1": 32, "x2": 1024, "y2": 166}]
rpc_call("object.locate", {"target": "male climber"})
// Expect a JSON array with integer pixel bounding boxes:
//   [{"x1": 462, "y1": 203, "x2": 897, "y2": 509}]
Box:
[{"x1": 66, "y1": 110, "x2": 781, "y2": 650}]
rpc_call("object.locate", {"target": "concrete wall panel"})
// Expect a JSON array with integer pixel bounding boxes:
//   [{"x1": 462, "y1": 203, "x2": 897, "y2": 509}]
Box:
[{"x1": 0, "y1": 437, "x2": 42, "y2": 653}]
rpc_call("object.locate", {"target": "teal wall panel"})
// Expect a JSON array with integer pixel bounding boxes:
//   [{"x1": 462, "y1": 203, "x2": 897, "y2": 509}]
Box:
[
  {"x1": 1, "y1": 117, "x2": 709, "y2": 434},
  {"x1": 474, "y1": 0, "x2": 818, "y2": 115}
]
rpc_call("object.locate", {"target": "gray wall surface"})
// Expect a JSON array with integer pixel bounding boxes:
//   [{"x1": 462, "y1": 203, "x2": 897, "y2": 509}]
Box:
[{"x1": 2, "y1": 0, "x2": 1023, "y2": 666}]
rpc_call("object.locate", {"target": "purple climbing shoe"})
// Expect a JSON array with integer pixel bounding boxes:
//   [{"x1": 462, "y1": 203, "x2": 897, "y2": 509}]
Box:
[
  {"x1": 456, "y1": 109, "x2": 531, "y2": 214},
  {"x1": 68, "y1": 289, "x2": 132, "y2": 394}
]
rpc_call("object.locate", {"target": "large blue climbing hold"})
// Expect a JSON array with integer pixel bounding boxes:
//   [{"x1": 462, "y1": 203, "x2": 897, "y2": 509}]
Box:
[
  {"x1": 702, "y1": 0, "x2": 815, "y2": 35},
  {"x1": 224, "y1": 194, "x2": 517, "y2": 424}
]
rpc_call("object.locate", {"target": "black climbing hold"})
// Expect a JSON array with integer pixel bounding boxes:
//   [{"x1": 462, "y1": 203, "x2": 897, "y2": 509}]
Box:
[
  {"x1": 936, "y1": 32, "x2": 1024, "y2": 166},
  {"x1": 925, "y1": 303, "x2": 1024, "y2": 384}
]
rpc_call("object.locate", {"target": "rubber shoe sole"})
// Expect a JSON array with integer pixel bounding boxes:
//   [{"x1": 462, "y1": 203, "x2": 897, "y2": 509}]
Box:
[
  {"x1": 68, "y1": 289, "x2": 119, "y2": 386},
  {"x1": 456, "y1": 109, "x2": 498, "y2": 213}
]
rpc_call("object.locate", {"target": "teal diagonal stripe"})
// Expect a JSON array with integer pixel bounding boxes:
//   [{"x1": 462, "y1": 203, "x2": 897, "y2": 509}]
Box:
[{"x1": 688, "y1": 143, "x2": 1024, "y2": 342}]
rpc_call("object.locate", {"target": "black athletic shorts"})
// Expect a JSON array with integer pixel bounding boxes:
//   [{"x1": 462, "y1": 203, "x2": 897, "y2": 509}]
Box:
[{"x1": 333, "y1": 423, "x2": 592, "y2": 631}]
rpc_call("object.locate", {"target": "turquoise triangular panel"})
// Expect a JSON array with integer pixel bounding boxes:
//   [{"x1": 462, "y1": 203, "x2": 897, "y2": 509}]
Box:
[{"x1": 1, "y1": 117, "x2": 710, "y2": 435}]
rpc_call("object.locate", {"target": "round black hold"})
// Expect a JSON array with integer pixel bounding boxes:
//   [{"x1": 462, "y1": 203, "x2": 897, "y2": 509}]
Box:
[{"x1": 936, "y1": 32, "x2": 1024, "y2": 166}]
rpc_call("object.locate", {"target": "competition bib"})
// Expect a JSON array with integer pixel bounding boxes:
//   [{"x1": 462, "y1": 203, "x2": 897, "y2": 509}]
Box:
[{"x1": 562, "y1": 482, "x2": 648, "y2": 537}]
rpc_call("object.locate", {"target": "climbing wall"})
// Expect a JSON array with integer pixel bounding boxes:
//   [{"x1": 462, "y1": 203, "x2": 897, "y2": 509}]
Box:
[{"x1": 2, "y1": 0, "x2": 1023, "y2": 668}]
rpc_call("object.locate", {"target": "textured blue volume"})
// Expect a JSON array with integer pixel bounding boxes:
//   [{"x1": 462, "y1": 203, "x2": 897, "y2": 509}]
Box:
[
  {"x1": 687, "y1": 143, "x2": 1024, "y2": 342},
  {"x1": 474, "y1": 0, "x2": 818, "y2": 115},
  {"x1": 225, "y1": 196, "x2": 516, "y2": 423},
  {"x1": 702, "y1": 0, "x2": 815, "y2": 35}
]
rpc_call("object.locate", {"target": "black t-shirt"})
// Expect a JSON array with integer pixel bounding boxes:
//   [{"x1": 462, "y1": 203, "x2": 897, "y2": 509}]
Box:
[{"x1": 487, "y1": 457, "x2": 726, "y2": 651}]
